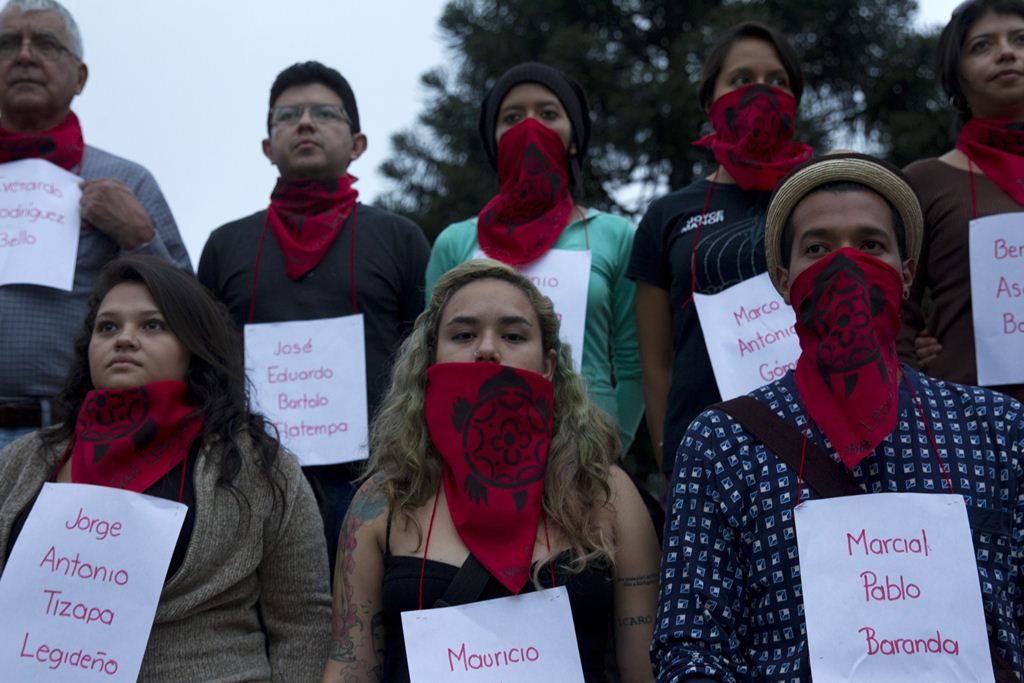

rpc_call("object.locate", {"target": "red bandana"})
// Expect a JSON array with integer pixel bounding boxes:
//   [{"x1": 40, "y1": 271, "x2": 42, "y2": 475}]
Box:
[
  {"x1": 267, "y1": 174, "x2": 359, "y2": 279},
  {"x1": 957, "y1": 118, "x2": 1024, "y2": 205},
  {"x1": 425, "y1": 362, "x2": 554, "y2": 594},
  {"x1": 695, "y1": 84, "x2": 811, "y2": 191},
  {"x1": 791, "y1": 249, "x2": 903, "y2": 470},
  {"x1": 0, "y1": 110, "x2": 84, "y2": 171},
  {"x1": 70, "y1": 381, "x2": 204, "y2": 493},
  {"x1": 477, "y1": 118, "x2": 574, "y2": 266}
]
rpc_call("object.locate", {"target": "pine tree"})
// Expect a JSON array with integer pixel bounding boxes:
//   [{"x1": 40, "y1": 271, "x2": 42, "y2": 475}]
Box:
[{"x1": 376, "y1": 0, "x2": 947, "y2": 241}]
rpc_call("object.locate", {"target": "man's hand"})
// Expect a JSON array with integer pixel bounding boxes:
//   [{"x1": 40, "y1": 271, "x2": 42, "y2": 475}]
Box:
[
  {"x1": 914, "y1": 331, "x2": 943, "y2": 371},
  {"x1": 80, "y1": 178, "x2": 155, "y2": 250}
]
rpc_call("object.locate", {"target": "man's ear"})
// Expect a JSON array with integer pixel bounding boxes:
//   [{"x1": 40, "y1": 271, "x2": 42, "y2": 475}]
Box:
[
  {"x1": 775, "y1": 266, "x2": 792, "y2": 305},
  {"x1": 261, "y1": 138, "x2": 273, "y2": 164},
  {"x1": 350, "y1": 133, "x2": 368, "y2": 162},
  {"x1": 75, "y1": 62, "x2": 88, "y2": 95},
  {"x1": 901, "y1": 258, "x2": 917, "y2": 299}
]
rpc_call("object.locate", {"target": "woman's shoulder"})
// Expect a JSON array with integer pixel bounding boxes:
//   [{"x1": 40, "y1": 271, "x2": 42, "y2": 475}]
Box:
[
  {"x1": 643, "y1": 180, "x2": 714, "y2": 217},
  {"x1": 435, "y1": 217, "x2": 479, "y2": 245},
  {"x1": 903, "y1": 156, "x2": 961, "y2": 184},
  {"x1": 0, "y1": 430, "x2": 62, "y2": 477}
]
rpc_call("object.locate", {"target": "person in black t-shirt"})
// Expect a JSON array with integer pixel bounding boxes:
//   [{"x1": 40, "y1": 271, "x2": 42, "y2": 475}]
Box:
[
  {"x1": 197, "y1": 62, "x2": 430, "y2": 578},
  {"x1": 628, "y1": 22, "x2": 811, "y2": 476}
]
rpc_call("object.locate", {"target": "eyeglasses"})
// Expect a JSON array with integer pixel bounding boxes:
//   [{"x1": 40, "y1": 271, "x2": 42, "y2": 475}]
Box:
[
  {"x1": 0, "y1": 32, "x2": 75, "y2": 62},
  {"x1": 270, "y1": 104, "x2": 351, "y2": 128}
]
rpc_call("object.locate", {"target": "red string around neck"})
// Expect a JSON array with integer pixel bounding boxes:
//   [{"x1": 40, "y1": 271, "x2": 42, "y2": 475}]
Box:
[
  {"x1": 247, "y1": 207, "x2": 360, "y2": 325},
  {"x1": 417, "y1": 487, "x2": 557, "y2": 610},
  {"x1": 572, "y1": 205, "x2": 590, "y2": 250},
  {"x1": 418, "y1": 488, "x2": 442, "y2": 610},
  {"x1": 967, "y1": 157, "x2": 979, "y2": 220},
  {"x1": 680, "y1": 168, "x2": 720, "y2": 310}
]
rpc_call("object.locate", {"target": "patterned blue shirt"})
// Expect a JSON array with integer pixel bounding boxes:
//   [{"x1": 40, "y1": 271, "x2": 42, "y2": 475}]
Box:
[{"x1": 653, "y1": 366, "x2": 1024, "y2": 682}]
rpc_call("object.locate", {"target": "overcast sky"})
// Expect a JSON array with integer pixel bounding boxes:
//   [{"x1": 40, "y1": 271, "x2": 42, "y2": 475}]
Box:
[{"x1": 58, "y1": 0, "x2": 961, "y2": 264}]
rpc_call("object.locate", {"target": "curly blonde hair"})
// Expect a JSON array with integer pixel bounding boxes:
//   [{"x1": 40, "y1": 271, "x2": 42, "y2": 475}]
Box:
[{"x1": 366, "y1": 260, "x2": 620, "y2": 580}]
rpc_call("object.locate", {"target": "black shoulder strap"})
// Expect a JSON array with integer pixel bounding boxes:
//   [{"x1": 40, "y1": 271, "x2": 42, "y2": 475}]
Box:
[
  {"x1": 433, "y1": 553, "x2": 492, "y2": 608},
  {"x1": 715, "y1": 397, "x2": 1018, "y2": 681},
  {"x1": 713, "y1": 396, "x2": 862, "y2": 499}
]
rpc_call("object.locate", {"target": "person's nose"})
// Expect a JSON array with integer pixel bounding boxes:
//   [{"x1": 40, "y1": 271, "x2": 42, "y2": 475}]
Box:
[
  {"x1": 296, "y1": 106, "x2": 317, "y2": 131},
  {"x1": 474, "y1": 331, "x2": 501, "y2": 363},
  {"x1": 996, "y1": 35, "x2": 1020, "y2": 62},
  {"x1": 14, "y1": 36, "x2": 36, "y2": 64},
  {"x1": 114, "y1": 324, "x2": 139, "y2": 350}
]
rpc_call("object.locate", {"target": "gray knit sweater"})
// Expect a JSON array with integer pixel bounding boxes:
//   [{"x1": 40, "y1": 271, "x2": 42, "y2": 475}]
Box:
[{"x1": 0, "y1": 431, "x2": 331, "y2": 682}]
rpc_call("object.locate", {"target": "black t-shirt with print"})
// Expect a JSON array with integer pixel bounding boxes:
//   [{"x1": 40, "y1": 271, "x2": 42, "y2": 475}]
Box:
[{"x1": 628, "y1": 180, "x2": 771, "y2": 472}]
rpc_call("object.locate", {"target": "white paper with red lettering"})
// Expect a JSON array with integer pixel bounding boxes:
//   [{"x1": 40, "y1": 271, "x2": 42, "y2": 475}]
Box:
[
  {"x1": 0, "y1": 158, "x2": 82, "y2": 291},
  {"x1": 693, "y1": 272, "x2": 800, "y2": 399},
  {"x1": 0, "y1": 482, "x2": 186, "y2": 681},
  {"x1": 969, "y1": 212, "x2": 1024, "y2": 385},
  {"x1": 401, "y1": 586, "x2": 584, "y2": 682},
  {"x1": 795, "y1": 492, "x2": 993, "y2": 682},
  {"x1": 474, "y1": 249, "x2": 590, "y2": 370},
  {"x1": 245, "y1": 314, "x2": 368, "y2": 465}
]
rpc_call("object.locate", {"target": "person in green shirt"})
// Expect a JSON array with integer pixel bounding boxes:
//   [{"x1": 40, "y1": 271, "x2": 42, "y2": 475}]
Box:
[{"x1": 425, "y1": 62, "x2": 643, "y2": 452}]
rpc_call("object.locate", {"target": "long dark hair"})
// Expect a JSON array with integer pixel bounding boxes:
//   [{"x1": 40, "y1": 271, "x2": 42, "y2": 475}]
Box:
[
  {"x1": 939, "y1": 0, "x2": 1024, "y2": 129},
  {"x1": 43, "y1": 255, "x2": 281, "y2": 490}
]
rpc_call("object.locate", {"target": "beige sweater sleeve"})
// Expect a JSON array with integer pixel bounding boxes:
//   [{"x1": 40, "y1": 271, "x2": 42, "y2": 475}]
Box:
[{"x1": 259, "y1": 449, "x2": 332, "y2": 682}]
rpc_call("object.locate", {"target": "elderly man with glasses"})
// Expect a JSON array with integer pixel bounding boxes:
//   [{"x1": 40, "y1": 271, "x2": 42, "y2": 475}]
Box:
[
  {"x1": 198, "y1": 61, "x2": 430, "y2": 578},
  {"x1": 0, "y1": 0, "x2": 188, "y2": 451}
]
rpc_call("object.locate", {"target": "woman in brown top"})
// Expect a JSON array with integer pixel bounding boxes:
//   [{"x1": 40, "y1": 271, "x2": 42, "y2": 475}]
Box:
[{"x1": 900, "y1": 0, "x2": 1024, "y2": 400}]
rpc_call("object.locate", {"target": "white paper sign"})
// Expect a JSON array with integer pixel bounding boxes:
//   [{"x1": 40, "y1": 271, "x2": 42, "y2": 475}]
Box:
[
  {"x1": 969, "y1": 212, "x2": 1024, "y2": 385},
  {"x1": 795, "y1": 493, "x2": 993, "y2": 682},
  {"x1": 401, "y1": 586, "x2": 584, "y2": 682},
  {"x1": 0, "y1": 483, "x2": 186, "y2": 681},
  {"x1": 475, "y1": 249, "x2": 590, "y2": 370},
  {"x1": 693, "y1": 272, "x2": 800, "y2": 399},
  {"x1": 245, "y1": 314, "x2": 369, "y2": 465},
  {"x1": 0, "y1": 158, "x2": 82, "y2": 291}
]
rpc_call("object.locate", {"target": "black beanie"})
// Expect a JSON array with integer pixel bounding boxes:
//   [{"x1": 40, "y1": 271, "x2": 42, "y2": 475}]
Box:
[{"x1": 478, "y1": 62, "x2": 590, "y2": 189}]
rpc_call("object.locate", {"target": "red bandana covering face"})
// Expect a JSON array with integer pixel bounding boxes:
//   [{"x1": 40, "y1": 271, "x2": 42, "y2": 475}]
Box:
[
  {"x1": 267, "y1": 174, "x2": 359, "y2": 279},
  {"x1": 790, "y1": 248, "x2": 903, "y2": 470},
  {"x1": 0, "y1": 110, "x2": 84, "y2": 171},
  {"x1": 695, "y1": 84, "x2": 812, "y2": 191},
  {"x1": 957, "y1": 118, "x2": 1024, "y2": 205},
  {"x1": 477, "y1": 117, "x2": 574, "y2": 266},
  {"x1": 425, "y1": 362, "x2": 554, "y2": 594},
  {"x1": 71, "y1": 381, "x2": 204, "y2": 493}
]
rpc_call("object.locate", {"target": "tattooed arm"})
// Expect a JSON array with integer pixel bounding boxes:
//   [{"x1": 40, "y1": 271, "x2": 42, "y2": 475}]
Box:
[
  {"x1": 321, "y1": 478, "x2": 389, "y2": 683},
  {"x1": 609, "y1": 466, "x2": 660, "y2": 682}
]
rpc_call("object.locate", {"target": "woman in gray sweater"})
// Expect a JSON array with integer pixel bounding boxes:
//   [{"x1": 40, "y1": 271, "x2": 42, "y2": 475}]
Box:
[{"x1": 0, "y1": 255, "x2": 330, "y2": 681}]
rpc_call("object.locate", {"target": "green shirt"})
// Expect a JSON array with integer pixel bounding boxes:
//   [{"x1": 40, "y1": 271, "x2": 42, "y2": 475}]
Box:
[{"x1": 426, "y1": 209, "x2": 644, "y2": 451}]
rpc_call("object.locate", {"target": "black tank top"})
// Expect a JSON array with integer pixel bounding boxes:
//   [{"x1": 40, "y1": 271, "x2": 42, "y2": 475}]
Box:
[{"x1": 380, "y1": 512, "x2": 614, "y2": 682}]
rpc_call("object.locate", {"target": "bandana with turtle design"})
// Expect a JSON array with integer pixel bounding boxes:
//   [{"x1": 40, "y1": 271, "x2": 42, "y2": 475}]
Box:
[
  {"x1": 425, "y1": 362, "x2": 554, "y2": 594},
  {"x1": 477, "y1": 117, "x2": 574, "y2": 266},
  {"x1": 266, "y1": 174, "x2": 359, "y2": 279},
  {"x1": 70, "y1": 381, "x2": 204, "y2": 493},
  {"x1": 695, "y1": 84, "x2": 811, "y2": 191},
  {"x1": 790, "y1": 248, "x2": 903, "y2": 470}
]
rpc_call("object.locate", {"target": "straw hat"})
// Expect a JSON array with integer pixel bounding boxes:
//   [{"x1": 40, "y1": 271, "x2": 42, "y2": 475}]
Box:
[{"x1": 764, "y1": 152, "x2": 923, "y2": 289}]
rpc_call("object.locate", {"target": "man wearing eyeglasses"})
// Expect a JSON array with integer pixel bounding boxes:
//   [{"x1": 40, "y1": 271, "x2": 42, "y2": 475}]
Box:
[
  {"x1": 198, "y1": 61, "x2": 429, "y2": 576},
  {"x1": 0, "y1": 0, "x2": 187, "y2": 451}
]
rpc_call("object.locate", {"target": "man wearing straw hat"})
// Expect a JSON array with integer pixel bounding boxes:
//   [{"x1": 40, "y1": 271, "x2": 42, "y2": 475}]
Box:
[{"x1": 652, "y1": 153, "x2": 1023, "y2": 682}]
